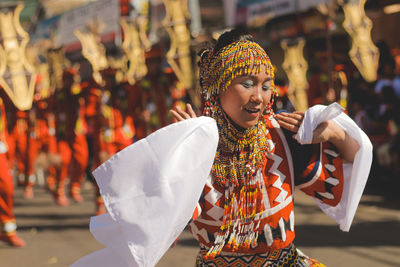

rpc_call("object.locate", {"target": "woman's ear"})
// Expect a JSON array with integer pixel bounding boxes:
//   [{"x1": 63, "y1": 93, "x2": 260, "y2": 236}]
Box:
[{"x1": 264, "y1": 96, "x2": 275, "y2": 115}]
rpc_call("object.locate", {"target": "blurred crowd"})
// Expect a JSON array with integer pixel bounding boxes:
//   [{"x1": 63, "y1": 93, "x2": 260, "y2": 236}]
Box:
[
  {"x1": 302, "y1": 40, "x2": 400, "y2": 183},
  {"x1": 347, "y1": 41, "x2": 400, "y2": 181},
  {"x1": 0, "y1": 47, "x2": 191, "y2": 247}
]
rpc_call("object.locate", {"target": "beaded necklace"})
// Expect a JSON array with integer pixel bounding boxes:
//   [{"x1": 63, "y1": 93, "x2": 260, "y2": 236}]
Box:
[{"x1": 198, "y1": 40, "x2": 278, "y2": 258}]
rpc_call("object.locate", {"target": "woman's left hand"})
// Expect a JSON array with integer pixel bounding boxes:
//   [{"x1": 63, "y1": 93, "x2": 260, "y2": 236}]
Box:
[
  {"x1": 169, "y1": 104, "x2": 197, "y2": 122},
  {"x1": 276, "y1": 111, "x2": 304, "y2": 133}
]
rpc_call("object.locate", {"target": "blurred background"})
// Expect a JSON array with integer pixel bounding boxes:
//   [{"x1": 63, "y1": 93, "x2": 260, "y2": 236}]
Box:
[{"x1": 0, "y1": 0, "x2": 399, "y2": 266}]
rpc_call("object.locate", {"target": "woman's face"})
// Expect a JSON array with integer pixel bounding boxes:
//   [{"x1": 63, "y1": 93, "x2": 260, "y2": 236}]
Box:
[{"x1": 219, "y1": 64, "x2": 273, "y2": 129}]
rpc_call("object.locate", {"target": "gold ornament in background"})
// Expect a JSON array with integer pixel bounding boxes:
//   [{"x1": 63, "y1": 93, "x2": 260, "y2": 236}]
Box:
[
  {"x1": 70, "y1": 63, "x2": 82, "y2": 95},
  {"x1": 281, "y1": 38, "x2": 309, "y2": 111},
  {"x1": 37, "y1": 62, "x2": 51, "y2": 99},
  {"x1": 48, "y1": 47, "x2": 71, "y2": 91},
  {"x1": 0, "y1": 4, "x2": 37, "y2": 110},
  {"x1": 162, "y1": 0, "x2": 193, "y2": 89},
  {"x1": 74, "y1": 18, "x2": 108, "y2": 86},
  {"x1": 108, "y1": 56, "x2": 127, "y2": 84},
  {"x1": 27, "y1": 41, "x2": 52, "y2": 99},
  {"x1": 336, "y1": 70, "x2": 348, "y2": 108},
  {"x1": 339, "y1": 0, "x2": 379, "y2": 82},
  {"x1": 120, "y1": 17, "x2": 151, "y2": 85}
]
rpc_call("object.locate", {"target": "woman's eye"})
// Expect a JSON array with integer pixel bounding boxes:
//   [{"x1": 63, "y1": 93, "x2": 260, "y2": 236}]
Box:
[
  {"x1": 241, "y1": 81, "x2": 253, "y2": 88},
  {"x1": 262, "y1": 84, "x2": 271, "y2": 91}
]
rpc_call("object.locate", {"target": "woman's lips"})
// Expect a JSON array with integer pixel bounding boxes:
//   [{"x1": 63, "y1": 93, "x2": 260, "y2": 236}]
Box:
[{"x1": 244, "y1": 107, "x2": 260, "y2": 118}]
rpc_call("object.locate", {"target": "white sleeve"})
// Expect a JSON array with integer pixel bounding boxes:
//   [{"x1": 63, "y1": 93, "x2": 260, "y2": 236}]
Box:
[
  {"x1": 294, "y1": 103, "x2": 373, "y2": 231},
  {"x1": 71, "y1": 116, "x2": 219, "y2": 267}
]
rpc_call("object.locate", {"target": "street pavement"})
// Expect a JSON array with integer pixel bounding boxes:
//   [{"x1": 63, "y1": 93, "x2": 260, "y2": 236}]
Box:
[{"x1": 1, "y1": 180, "x2": 399, "y2": 267}]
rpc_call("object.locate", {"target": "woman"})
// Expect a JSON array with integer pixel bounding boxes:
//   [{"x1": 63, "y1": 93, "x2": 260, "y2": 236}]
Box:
[
  {"x1": 170, "y1": 28, "x2": 359, "y2": 266},
  {"x1": 72, "y1": 29, "x2": 371, "y2": 267}
]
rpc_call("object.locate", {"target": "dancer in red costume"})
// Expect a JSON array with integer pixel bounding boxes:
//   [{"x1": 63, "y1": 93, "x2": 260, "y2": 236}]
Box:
[
  {"x1": 11, "y1": 108, "x2": 38, "y2": 199},
  {"x1": 82, "y1": 78, "x2": 105, "y2": 214},
  {"x1": 87, "y1": 70, "x2": 135, "y2": 215},
  {"x1": 0, "y1": 96, "x2": 26, "y2": 247},
  {"x1": 99, "y1": 70, "x2": 135, "y2": 157},
  {"x1": 48, "y1": 69, "x2": 88, "y2": 206}
]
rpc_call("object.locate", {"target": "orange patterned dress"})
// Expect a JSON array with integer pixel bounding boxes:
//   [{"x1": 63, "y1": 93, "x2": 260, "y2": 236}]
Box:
[{"x1": 190, "y1": 116, "x2": 343, "y2": 266}]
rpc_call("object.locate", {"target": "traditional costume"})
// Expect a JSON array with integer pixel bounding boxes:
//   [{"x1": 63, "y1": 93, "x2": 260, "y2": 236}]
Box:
[
  {"x1": 48, "y1": 70, "x2": 89, "y2": 206},
  {"x1": 12, "y1": 109, "x2": 38, "y2": 198},
  {"x1": 0, "y1": 97, "x2": 25, "y2": 247},
  {"x1": 72, "y1": 40, "x2": 372, "y2": 267}
]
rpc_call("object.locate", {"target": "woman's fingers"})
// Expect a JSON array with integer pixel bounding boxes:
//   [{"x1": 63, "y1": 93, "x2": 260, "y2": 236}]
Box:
[
  {"x1": 169, "y1": 104, "x2": 197, "y2": 121},
  {"x1": 277, "y1": 118, "x2": 299, "y2": 132},
  {"x1": 170, "y1": 109, "x2": 185, "y2": 121},
  {"x1": 280, "y1": 112, "x2": 304, "y2": 123},
  {"x1": 292, "y1": 111, "x2": 305, "y2": 118},
  {"x1": 177, "y1": 106, "x2": 191, "y2": 119},
  {"x1": 276, "y1": 112, "x2": 304, "y2": 132},
  {"x1": 186, "y1": 104, "x2": 197, "y2": 118}
]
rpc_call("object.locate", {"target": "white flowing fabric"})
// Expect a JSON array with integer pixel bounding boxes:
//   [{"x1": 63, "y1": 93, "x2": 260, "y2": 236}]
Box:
[
  {"x1": 71, "y1": 117, "x2": 219, "y2": 267},
  {"x1": 294, "y1": 103, "x2": 373, "y2": 231}
]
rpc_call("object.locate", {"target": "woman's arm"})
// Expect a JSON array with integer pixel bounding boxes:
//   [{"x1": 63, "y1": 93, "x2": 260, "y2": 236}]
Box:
[
  {"x1": 312, "y1": 120, "x2": 359, "y2": 163},
  {"x1": 277, "y1": 112, "x2": 359, "y2": 163}
]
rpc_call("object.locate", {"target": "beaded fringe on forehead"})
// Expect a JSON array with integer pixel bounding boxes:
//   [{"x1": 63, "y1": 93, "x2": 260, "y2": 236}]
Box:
[{"x1": 197, "y1": 40, "x2": 278, "y2": 259}]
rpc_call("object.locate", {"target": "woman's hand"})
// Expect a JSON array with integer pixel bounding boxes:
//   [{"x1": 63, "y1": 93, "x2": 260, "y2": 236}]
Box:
[
  {"x1": 276, "y1": 111, "x2": 304, "y2": 133},
  {"x1": 170, "y1": 104, "x2": 197, "y2": 121}
]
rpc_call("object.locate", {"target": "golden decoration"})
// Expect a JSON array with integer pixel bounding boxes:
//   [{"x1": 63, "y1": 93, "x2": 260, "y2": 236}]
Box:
[
  {"x1": 336, "y1": 69, "x2": 348, "y2": 109},
  {"x1": 339, "y1": 0, "x2": 379, "y2": 82},
  {"x1": 74, "y1": 18, "x2": 108, "y2": 86},
  {"x1": 0, "y1": 4, "x2": 37, "y2": 110},
  {"x1": 162, "y1": 0, "x2": 193, "y2": 89},
  {"x1": 120, "y1": 17, "x2": 151, "y2": 85},
  {"x1": 108, "y1": 56, "x2": 127, "y2": 84},
  {"x1": 281, "y1": 38, "x2": 309, "y2": 111},
  {"x1": 48, "y1": 47, "x2": 71, "y2": 91},
  {"x1": 37, "y1": 62, "x2": 51, "y2": 98}
]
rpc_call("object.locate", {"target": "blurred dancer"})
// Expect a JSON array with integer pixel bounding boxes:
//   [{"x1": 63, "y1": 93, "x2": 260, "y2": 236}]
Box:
[
  {"x1": 48, "y1": 69, "x2": 88, "y2": 206},
  {"x1": 82, "y1": 77, "x2": 105, "y2": 214},
  {"x1": 12, "y1": 108, "x2": 38, "y2": 199},
  {"x1": 0, "y1": 96, "x2": 26, "y2": 247}
]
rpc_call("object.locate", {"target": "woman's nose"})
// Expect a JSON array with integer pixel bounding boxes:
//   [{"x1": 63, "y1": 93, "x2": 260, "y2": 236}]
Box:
[{"x1": 251, "y1": 86, "x2": 263, "y2": 103}]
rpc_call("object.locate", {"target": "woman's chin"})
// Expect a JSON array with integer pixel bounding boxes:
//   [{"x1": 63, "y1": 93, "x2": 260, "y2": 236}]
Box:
[{"x1": 236, "y1": 119, "x2": 259, "y2": 129}]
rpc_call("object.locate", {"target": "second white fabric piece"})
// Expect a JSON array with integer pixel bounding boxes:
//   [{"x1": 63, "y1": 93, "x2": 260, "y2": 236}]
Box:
[{"x1": 294, "y1": 103, "x2": 373, "y2": 231}]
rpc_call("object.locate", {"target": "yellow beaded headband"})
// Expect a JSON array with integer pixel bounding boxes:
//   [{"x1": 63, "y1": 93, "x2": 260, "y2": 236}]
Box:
[{"x1": 199, "y1": 40, "x2": 276, "y2": 116}]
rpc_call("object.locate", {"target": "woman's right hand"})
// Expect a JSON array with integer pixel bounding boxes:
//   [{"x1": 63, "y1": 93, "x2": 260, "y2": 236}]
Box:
[{"x1": 170, "y1": 104, "x2": 197, "y2": 121}]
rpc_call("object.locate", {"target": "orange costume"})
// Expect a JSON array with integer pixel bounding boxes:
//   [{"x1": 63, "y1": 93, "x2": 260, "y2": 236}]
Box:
[
  {"x1": 48, "y1": 72, "x2": 89, "y2": 206},
  {"x1": 83, "y1": 81, "x2": 103, "y2": 170},
  {"x1": 91, "y1": 73, "x2": 135, "y2": 215},
  {"x1": 11, "y1": 109, "x2": 38, "y2": 199},
  {"x1": 125, "y1": 82, "x2": 147, "y2": 140},
  {"x1": 82, "y1": 81, "x2": 105, "y2": 214},
  {"x1": 100, "y1": 83, "x2": 135, "y2": 156},
  {"x1": 0, "y1": 97, "x2": 26, "y2": 247}
]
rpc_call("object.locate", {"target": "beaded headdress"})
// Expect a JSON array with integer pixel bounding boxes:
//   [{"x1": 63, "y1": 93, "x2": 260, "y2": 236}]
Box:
[
  {"x1": 198, "y1": 40, "x2": 278, "y2": 258},
  {"x1": 199, "y1": 39, "x2": 277, "y2": 117}
]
